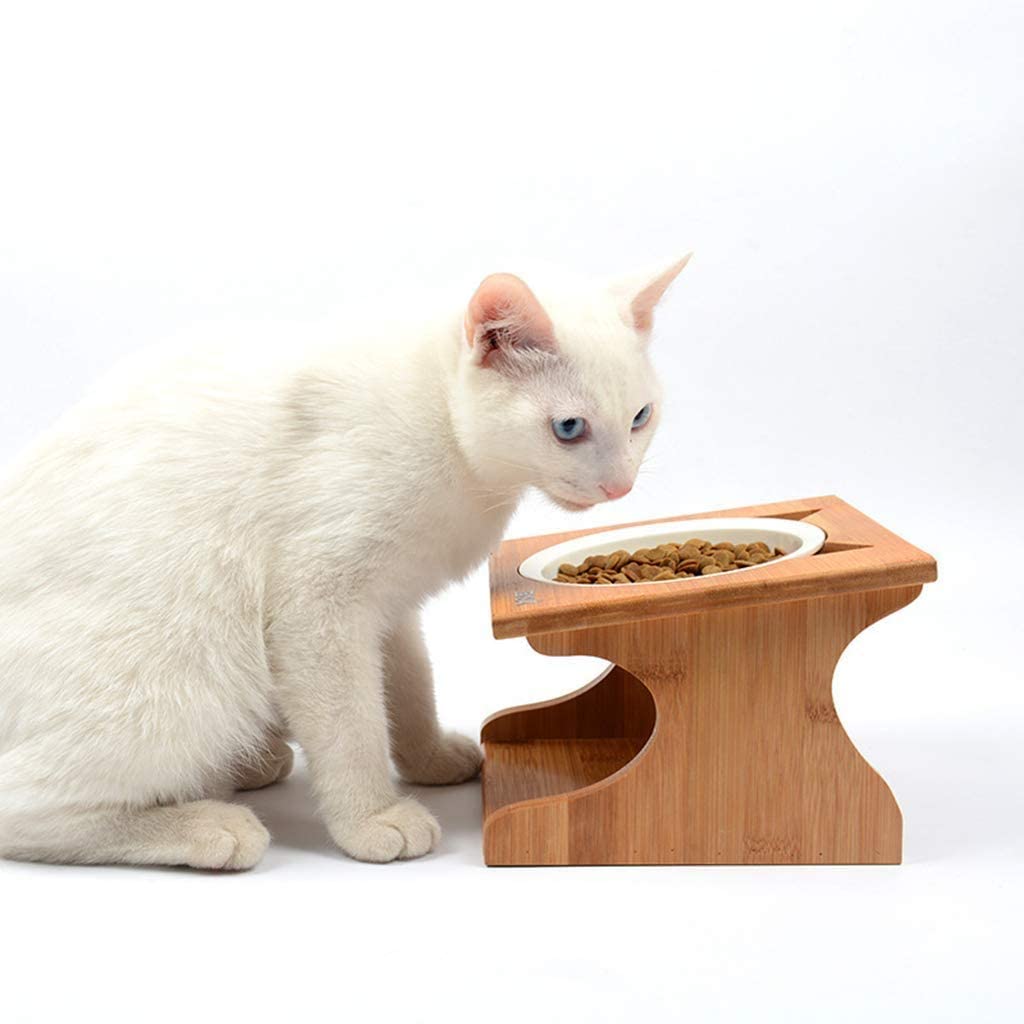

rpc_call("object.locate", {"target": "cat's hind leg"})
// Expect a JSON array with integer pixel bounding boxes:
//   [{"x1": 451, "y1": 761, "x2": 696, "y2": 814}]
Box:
[
  {"x1": 0, "y1": 799, "x2": 270, "y2": 870},
  {"x1": 232, "y1": 730, "x2": 295, "y2": 792}
]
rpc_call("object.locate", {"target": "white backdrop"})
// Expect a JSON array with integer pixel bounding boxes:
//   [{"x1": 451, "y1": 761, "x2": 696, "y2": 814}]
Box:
[{"x1": 1, "y1": 2, "x2": 1021, "y2": 1022}]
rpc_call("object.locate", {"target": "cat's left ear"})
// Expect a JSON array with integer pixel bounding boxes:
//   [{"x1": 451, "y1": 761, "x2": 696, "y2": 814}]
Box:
[
  {"x1": 464, "y1": 273, "x2": 558, "y2": 369},
  {"x1": 615, "y1": 253, "x2": 693, "y2": 336}
]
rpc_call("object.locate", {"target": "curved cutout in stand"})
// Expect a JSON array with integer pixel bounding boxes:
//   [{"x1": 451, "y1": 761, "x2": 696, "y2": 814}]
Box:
[{"x1": 482, "y1": 665, "x2": 656, "y2": 817}]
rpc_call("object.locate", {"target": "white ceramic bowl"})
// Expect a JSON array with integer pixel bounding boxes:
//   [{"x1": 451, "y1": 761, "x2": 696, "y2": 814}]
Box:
[{"x1": 518, "y1": 516, "x2": 827, "y2": 587}]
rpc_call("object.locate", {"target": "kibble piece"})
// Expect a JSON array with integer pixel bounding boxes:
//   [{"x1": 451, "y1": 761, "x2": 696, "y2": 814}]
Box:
[
  {"x1": 639, "y1": 564, "x2": 661, "y2": 580},
  {"x1": 653, "y1": 568, "x2": 675, "y2": 581},
  {"x1": 712, "y1": 549, "x2": 734, "y2": 566},
  {"x1": 558, "y1": 563, "x2": 579, "y2": 577},
  {"x1": 608, "y1": 550, "x2": 631, "y2": 570},
  {"x1": 701, "y1": 563, "x2": 724, "y2": 575}
]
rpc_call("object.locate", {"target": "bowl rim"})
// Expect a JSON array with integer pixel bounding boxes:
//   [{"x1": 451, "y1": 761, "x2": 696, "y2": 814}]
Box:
[{"x1": 517, "y1": 516, "x2": 828, "y2": 587}]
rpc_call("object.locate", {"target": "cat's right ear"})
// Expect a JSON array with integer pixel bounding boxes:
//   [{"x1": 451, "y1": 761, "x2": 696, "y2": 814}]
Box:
[
  {"x1": 465, "y1": 274, "x2": 558, "y2": 369},
  {"x1": 613, "y1": 254, "x2": 693, "y2": 336}
]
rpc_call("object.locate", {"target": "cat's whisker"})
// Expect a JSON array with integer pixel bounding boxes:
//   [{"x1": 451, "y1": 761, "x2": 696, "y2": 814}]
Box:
[
  {"x1": 478, "y1": 454, "x2": 534, "y2": 474},
  {"x1": 478, "y1": 496, "x2": 519, "y2": 516}
]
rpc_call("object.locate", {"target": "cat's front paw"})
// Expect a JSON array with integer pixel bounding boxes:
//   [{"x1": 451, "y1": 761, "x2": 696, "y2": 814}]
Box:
[
  {"x1": 185, "y1": 801, "x2": 271, "y2": 871},
  {"x1": 397, "y1": 731, "x2": 483, "y2": 786},
  {"x1": 334, "y1": 798, "x2": 441, "y2": 863}
]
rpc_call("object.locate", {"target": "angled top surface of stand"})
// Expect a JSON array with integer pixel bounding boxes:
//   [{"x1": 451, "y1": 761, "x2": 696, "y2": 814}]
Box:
[{"x1": 490, "y1": 495, "x2": 936, "y2": 639}]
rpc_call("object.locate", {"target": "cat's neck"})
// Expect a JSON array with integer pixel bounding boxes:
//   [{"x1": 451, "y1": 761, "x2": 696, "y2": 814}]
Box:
[{"x1": 430, "y1": 313, "x2": 524, "y2": 523}]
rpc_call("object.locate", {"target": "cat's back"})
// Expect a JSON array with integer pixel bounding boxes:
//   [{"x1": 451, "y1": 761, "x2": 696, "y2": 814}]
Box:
[
  {"x1": 1, "y1": 338, "x2": 271, "y2": 528},
  {"x1": 0, "y1": 331, "x2": 326, "y2": 621},
  {"x1": 0, "y1": 321, "x2": 424, "y2": 594}
]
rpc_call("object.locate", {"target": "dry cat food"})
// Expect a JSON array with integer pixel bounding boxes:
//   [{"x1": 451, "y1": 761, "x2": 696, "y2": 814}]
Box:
[{"x1": 554, "y1": 538, "x2": 785, "y2": 584}]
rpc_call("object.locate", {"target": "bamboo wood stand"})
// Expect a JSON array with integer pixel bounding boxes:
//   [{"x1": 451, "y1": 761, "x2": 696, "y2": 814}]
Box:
[{"x1": 482, "y1": 496, "x2": 937, "y2": 866}]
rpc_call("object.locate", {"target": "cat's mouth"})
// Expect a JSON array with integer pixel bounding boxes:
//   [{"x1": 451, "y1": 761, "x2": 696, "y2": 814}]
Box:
[{"x1": 545, "y1": 487, "x2": 597, "y2": 512}]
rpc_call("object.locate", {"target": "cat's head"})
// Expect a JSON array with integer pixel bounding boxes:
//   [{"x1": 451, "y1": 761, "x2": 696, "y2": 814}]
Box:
[{"x1": 450, "y1": 257, "x2": 690, "y2": 510}]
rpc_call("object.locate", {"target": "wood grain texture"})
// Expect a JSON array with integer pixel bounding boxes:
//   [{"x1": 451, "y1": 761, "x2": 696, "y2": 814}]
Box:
[
  {"x1": 490, "y1": 494, "x2": 936, "y2": 639},
  {"x1": 482, "y1": 496, "x2": 937, "y2": 867},
  {"x1": 482, "y1": 664, "x2": 656, "y2": 744}
]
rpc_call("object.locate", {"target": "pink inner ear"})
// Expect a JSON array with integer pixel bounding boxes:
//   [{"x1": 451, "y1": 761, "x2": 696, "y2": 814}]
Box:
[
  {"x1": 631, "y1": 254, "x2": 692, "y2": 332},
  {"x1": 465, "y1": 274, "x2": 556, "y2": 365}
]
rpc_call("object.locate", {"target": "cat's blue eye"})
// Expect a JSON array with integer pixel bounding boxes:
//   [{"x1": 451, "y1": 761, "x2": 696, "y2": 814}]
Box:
[
  {"x1": 552, "y1": 417, "x2": 587, "y2": 442},
  {"x1": 632, "y1": 404, "x2": 653, "y2": 430}
]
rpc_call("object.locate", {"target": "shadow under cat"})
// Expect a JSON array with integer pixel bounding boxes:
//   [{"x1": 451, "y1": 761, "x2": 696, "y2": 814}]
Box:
[{"x1": 238, "y1": 747, "x2": 484, "y2": 868}]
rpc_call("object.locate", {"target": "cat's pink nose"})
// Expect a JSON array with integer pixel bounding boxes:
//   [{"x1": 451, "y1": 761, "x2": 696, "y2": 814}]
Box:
[{"x1": 599, "y1": 482, "x2": 633, "y2": 500}]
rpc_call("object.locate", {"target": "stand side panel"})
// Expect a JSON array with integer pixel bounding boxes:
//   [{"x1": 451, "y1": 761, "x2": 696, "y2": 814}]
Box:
[{"x1": 484, "y1": 588, "x2": 918, "y2": 865}]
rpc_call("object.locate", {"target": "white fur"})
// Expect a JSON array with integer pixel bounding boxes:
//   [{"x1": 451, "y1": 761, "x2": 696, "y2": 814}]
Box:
[{"x1": 0, "y1": 262, "x2": 684, "y2": 868}]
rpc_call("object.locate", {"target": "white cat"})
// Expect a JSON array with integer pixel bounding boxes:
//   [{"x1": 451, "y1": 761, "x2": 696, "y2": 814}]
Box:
[{"x1": 0, "y1": 258, "x2": 689, "y2": 869}]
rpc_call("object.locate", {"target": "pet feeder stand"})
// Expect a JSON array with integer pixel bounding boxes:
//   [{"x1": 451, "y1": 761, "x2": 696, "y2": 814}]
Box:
[{"x1": 482, "y1": 495, "x2": 936, "y2": 866}]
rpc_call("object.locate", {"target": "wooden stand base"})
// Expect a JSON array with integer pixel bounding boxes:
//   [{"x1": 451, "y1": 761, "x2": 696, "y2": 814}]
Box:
[{"x1": 482, "y1": 496, "x2": 936, "y2": 866}]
